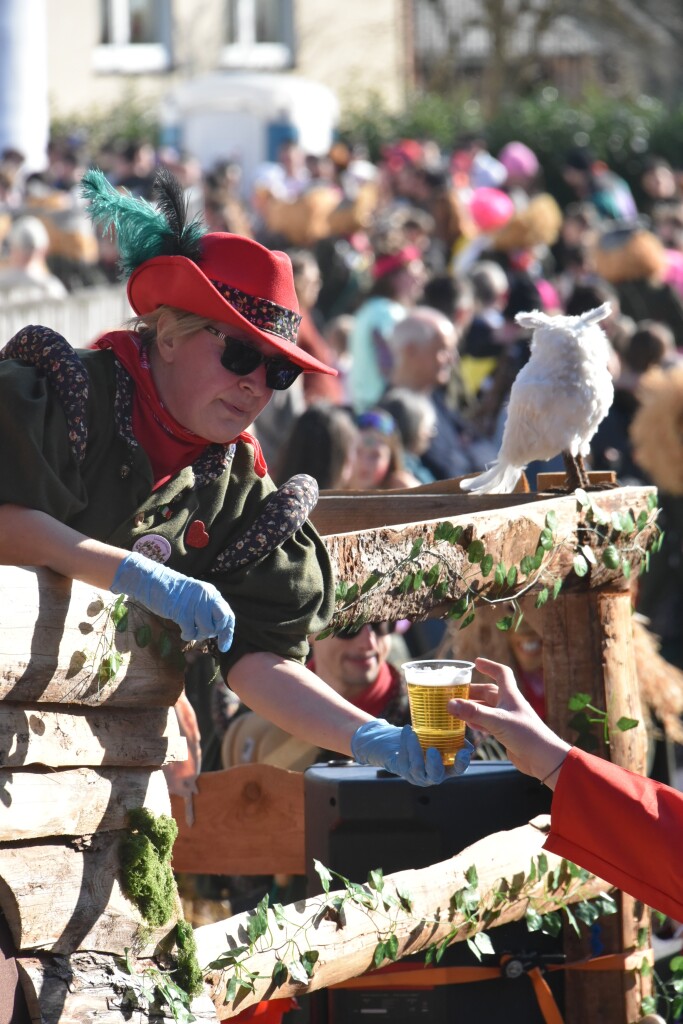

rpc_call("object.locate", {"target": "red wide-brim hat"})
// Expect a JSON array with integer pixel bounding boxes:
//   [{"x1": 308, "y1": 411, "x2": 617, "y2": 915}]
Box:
[{"x1": 127, "y1": 232, "x2": 337, "y2": 376}]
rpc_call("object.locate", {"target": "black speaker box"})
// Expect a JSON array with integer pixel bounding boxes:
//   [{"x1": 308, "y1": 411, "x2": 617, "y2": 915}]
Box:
[{"x1": 292, "y1": 760, "x2": 561, "y2": 1024}]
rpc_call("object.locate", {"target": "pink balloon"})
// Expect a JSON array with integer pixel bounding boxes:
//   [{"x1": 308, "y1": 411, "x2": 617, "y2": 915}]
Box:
[{"x1": 469, "y1": 187, "x2": 515, "y2": 232}]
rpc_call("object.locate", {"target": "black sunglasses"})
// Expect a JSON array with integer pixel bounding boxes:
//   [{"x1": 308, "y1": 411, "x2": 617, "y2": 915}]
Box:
[
  {"x1": 336, "y1": 621, "x2": 396, "y2": 640},
  {"x1": 206, "y1": 325, "x2": 303, "y2": 391}
]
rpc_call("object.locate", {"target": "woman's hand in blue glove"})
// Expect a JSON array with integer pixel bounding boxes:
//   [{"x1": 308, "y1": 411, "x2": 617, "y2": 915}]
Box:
[
  {"x1": 110, "y1": 552, "x2": 235, "y2": 652},
  {"x1": 350, "y1": 719, "x2": 472, "y2": 787}
]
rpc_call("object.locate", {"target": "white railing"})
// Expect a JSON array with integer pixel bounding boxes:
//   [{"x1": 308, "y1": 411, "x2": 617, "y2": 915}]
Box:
[{"x1": 0, "y1": 285, "x2": 133, "y2": 349}]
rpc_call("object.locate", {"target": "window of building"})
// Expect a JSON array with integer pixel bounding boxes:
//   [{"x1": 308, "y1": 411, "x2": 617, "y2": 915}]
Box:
[
  {"x1": 94, "y1": 0, "x2": 172, "y2": 74},
  {"x1": 221, "y1": 0, "x2": 294, "y2": 70}
]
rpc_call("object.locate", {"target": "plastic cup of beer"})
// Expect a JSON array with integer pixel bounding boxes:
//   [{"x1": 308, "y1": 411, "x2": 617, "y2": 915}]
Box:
[{"x1": 402, "y1": 659, "x2": 474, "y2": 765}]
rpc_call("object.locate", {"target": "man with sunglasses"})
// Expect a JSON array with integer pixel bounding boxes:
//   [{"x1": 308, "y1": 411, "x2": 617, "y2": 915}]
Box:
[
  {"x1": 0, "y1": 167, "x2": 462, "y2": 793},
  {"x1": 307, "y1": 620, "x2": 410, "y2": 745}
]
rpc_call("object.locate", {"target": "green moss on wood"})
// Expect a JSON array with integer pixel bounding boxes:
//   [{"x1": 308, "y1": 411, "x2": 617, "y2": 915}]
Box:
[
  {"x1": 120, "y1": 807, "x2": 179, "y2": 927},
  {"x1": 174, "y1": 918, "x2": 204, "y2": 997}
]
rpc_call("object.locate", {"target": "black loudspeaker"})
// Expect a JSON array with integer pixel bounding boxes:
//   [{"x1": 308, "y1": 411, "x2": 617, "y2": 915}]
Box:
[{"x1": 294, "y1": 761, "x2": 561, "y2": 1024}]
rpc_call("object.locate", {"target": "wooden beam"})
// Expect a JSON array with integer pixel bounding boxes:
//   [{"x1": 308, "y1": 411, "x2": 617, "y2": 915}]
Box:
[
  {"x1": 321, "y1": 487, "x2": 657, "y2": 626},
  {"x1": 170, "y1": 765, "x2": 305, "y2": 876},
  {"x1": 0, "y1": 767, "x2": 170, "y2": 843},
  {"x1": 0, "y1": 705, "x2": 186, "y2": 769},
  {"x1": 0, "y1": 834, "x2": 180, "y2": 955},
  {"x1": 0, "y1": 566, "x2": 184, "y2": 707},
  {"x1": 196, "y1": 816, "x2": 612, "y2": 1019}
]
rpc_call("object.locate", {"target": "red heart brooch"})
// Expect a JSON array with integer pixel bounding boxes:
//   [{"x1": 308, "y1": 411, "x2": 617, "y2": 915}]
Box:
[{"x1": 186, "y1": 520, "x2": 210, "y2": 548}]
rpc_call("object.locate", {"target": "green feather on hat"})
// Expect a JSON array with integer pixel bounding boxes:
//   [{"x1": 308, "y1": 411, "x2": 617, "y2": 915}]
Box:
[{"x1": 81, "y1": 167, "x2": 206, "y2": 279}]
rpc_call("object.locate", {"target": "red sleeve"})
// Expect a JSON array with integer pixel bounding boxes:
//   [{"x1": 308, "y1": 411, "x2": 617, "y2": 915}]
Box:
[{"x1": 544, "y1": 746, "x2": 683, "y2": 920}]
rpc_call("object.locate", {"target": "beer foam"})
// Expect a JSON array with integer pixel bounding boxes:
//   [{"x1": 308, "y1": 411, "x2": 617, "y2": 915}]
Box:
[{"x1": 405, "y1": 666, "x2": 470, "y2": 685}]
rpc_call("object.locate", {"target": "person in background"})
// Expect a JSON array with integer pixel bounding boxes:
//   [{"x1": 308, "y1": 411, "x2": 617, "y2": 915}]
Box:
[
  {"x1": 273, "y1": 402, "x2": 358, "y2": 491},
  {"x1": 421, "y1": 272, "x2": 476, "y2": 417},
  {"x1": 639, "y1": 155, "x2": 681, "y2": 221},
  {"x1": 378, "y1": 388, "x2": 437, "y2": 484},
  {"x1": 450, "y1": 658, "x2": 683, "y2": 922},
  {"x1": 386, "y1": 307, "x2": 496, "y2": 480},
  {"x1": 459, "y1": 260, "x2": 510, "y2": 401},
  {"x1": 562, "y1": 146, "x2": 638, "y2": 222},
  {"x1": 348, "y1": 244, "x2": 426, "y2": 411},
  {"x1": 592, "y1": 319, "x2": 678, "y2": 483},
  {"x1": 323, "y1": 313, "x2": 355, "y2": 403},
  {"x1": 349, "y1": 408, "x2": 420, "y2": 490},
  {"x1": 0, "y1": 215, "x2": 67, "y2": 302},
  {"x1": 288, "y1": 249, "x2": 343, "y2": 406},
  {"x1": 498, "y1": 141, "x2": 541, "y2": 208}
]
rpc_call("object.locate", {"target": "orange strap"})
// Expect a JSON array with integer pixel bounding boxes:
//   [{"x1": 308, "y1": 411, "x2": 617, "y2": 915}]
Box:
[
  {"x1": 527, "y1": 966, "x2": 564, "y2": 1024},
  {"x1": 331, "y1": 948, "x2": 654, "y2": 1024}
]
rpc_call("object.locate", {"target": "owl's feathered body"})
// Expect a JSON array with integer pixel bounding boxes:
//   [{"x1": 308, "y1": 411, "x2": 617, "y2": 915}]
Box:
[{"x1": 460, "y1": 303, "x2": 614, "y2": 494}]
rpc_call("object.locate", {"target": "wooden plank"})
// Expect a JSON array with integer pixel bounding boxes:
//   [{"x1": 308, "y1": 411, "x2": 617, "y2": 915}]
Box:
[
  {"x1": 0, "y1": 767, "x2": 170, "y2": 843},
  {"x1": 0, "y1": 706, "x2": 186, "y2": 769},
  {"x1": 0, "y1": 834, "x2": 180, "y2": 955},
  {"x1": 170, "y1": 765, "x2": 305, "y2": 876},
  {"x1": 321, "y1": 486, "x2": 658, "y2": 627},
  {"x1": 0, "y1": 566, "x2": 184, "y2": 707},
  {"x1": 17, "y1": 954, "x2": 219, "y2": 1023},
  {"x1": 322, "y1": 472, "x2": 531, "y2": 497},
  {"x1": 311, "y1": 491, "x2": 549, "y2": 535}
]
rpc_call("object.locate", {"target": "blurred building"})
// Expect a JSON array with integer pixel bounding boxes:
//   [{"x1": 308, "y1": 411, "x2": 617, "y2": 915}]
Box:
[{"x1": 45, "y1": 1, "x2": 410, "y2": 119}]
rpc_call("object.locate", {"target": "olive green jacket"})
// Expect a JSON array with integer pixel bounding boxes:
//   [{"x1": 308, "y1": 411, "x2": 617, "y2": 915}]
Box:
[{"x1": 0, "y1": 326, "x2": 335, "y2": 672}]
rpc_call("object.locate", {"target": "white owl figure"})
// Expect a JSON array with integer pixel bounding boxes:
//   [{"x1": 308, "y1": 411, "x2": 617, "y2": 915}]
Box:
[{"x1": 460, "y1": 303, "x2": 614, "y2": 494}]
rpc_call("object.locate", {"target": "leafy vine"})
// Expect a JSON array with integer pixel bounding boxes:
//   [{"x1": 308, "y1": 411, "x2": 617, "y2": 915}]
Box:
[
  {"x1": 319, "y1": 490, "x2": 661, "y2": 639},
  {"x1": 72, "y1": 594, "x2": 186, "y2": 691},
  {"x1": 206, "y1": 857, "x2": 617, "y2": 1011}
]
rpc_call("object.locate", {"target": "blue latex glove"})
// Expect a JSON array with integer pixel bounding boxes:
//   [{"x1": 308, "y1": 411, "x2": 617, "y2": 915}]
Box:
[
  {"x1": 351, "y1": 719, "x2": 473, "y2": 787},
  {"x1": 111, "y1": 552, "x2": 235, "y2": 652}
]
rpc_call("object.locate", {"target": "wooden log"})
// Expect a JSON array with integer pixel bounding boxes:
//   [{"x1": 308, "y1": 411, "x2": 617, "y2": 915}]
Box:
[
  {"x1": 0, "y1": 705, "x2": 186, "y2": 769},
  {"x1": 0, "y1": 832, "x2": 180, "y2": 955},
  {"x1": 170, "y1": 765, "x2": 305, "y2": 876},
  {"x1": 17, "y1": 953, "x2": 219, "y2": 1024},
  {"x1": 0, "y1": 566, "x2": 184, "y2": 707},
  {"x1": 196, "y1": 816, "x2": 614, "y2": 1019},
  {"x1": 321, "y1": 487, "x2": 658, "y2": 627},
  {"x1": 0, "y1": 767, "x2": 170, "y2": 842},
  {"x1": 598, "y1": 589, "x2": 648, "y2": 775},
  {"x1": 542, "y1": 589, "x2": 652, "y2": 1024}
]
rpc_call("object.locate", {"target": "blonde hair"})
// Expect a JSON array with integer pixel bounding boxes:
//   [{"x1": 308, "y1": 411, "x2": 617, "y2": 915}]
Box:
[{"x1": 127, "y1": 305, "x2": 213, "y2": 344}]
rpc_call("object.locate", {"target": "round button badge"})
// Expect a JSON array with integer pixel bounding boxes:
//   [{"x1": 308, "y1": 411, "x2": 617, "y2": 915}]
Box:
[{"x1": 132, "y1": 533, "x2": 172, "y2": 563}]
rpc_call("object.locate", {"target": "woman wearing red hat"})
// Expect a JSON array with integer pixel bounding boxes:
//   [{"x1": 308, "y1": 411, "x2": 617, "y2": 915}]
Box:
[{"x1": 0, "y1": 168, "x2": 467, "y2": 786}]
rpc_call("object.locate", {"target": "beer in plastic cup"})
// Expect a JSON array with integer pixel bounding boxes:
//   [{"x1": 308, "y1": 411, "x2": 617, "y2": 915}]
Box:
[{"x1": 402, "y1": 659, "x2": 474, "y2": 765}]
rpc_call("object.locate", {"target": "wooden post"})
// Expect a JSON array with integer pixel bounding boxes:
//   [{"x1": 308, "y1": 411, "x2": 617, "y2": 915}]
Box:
[{"x1": 542, "y1": 588, "x2": 652, "y2": 1024}]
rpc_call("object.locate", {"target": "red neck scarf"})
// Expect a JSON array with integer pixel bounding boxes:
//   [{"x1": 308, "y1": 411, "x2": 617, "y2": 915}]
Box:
[
  {"x1": 95, "y1": 331, "x2": 266, "y2": 487},
  {"x1": 307, "y1": 658, "x2": 397, "y2": 718}
]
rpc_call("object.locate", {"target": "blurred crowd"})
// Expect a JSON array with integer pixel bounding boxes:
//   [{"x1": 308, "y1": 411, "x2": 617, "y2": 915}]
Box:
[{"x1": 3, "y1": 130, "x2": 683, "y2": 672}]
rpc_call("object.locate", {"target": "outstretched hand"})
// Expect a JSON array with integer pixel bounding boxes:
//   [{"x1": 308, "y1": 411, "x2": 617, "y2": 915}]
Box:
[
  {"x1": 351, "y1": 719, "x2": 473, "y2": 787},
  {"x1": 449, "y1": 658, "x2": 570, "y2": 787}
]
